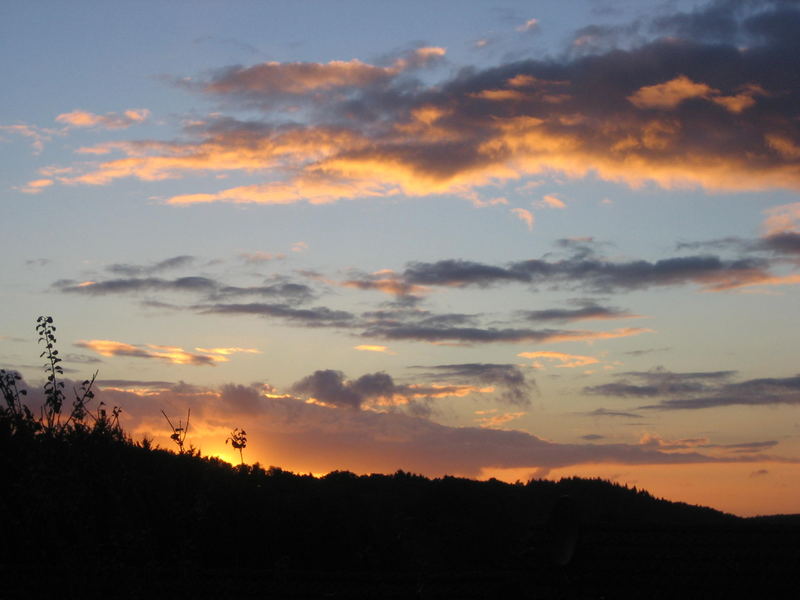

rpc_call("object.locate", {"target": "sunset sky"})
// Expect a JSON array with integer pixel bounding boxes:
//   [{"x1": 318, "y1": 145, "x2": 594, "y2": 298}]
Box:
[{"x1": 2, "y1": 0, "x2": 800, "y2": 516}]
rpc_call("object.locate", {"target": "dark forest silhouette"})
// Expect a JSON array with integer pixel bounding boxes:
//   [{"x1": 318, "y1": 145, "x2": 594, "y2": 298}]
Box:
[{"x1": 2, "y1": 318, "x2": 798, "y2": 598}]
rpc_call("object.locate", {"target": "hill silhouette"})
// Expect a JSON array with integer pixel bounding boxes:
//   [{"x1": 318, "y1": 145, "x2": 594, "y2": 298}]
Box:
[
  {"x1": 2, "y1": 318, "x2": 798, "y2": 598},
  {"x1": 2, "y1": 428, "x2": 798, "y2": 598}
]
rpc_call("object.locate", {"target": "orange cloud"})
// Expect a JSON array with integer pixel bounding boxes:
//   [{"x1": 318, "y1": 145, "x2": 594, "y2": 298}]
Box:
[
  {"x1": 62, "y1": 126, "x2": 370, "y2": 186},
  {"x1": 538, "y1": 194, "x2": 566, "y2": 209},
  {"x1": 194, "y1": 347, "x2": 261, "y2": 356},
  {"x1": 56, "y1": 109, "x2": 150, "y2": 129},
  {"x1": 205, "y1": 48, "x2": 445, "y2": 96},
  {"x1": 628, "y1": 75, "x2": 715, "y2": 110},
  {"x1": 518, "y1": 350, "x2": 600, "y2": 368},
  {"x1": 629, "y1": 76, "x2": 767, "y2": 115},
  {"x1": 474, "y1": 409, "x2": 527, "y2": 429},
  {"x1": 340, "y1": 270, "x2": 427, "y2": 296},
  {"x1": 762, "y1": 202, "x2": 800, "y2": 235},
  {"x1": 546, "y1": 328, "x2": 653, "y2": 343},
  {"x1": 516, "y1": 18, "x2": 539, "y2": 32},
  {"x1": 470, "y1": 89, "x2": 530, "y2": 102},
  {"x1": 511, "y1": 207, "x2": 534, "y2": 230},
  {"x1": 699, "y1": 271, "x2": 800, "y2": 292},
  {"x1": 39, "y1": 45, "x2": 800, "y2": 202},
  {"x1": 16, "y1": 178, "x2": 53, "y2": 194},
  {"x1": 354, "y1": 345, "x2": 395, "y2": 354},
  {"x1": 75, "y1": 339, "x2": 232, "y2": 366}
]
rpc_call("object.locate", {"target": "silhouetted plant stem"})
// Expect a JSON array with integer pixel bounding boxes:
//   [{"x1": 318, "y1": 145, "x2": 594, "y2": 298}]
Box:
[
  {"x1": 162, "y1": 408, "x2": 190, "y2": 453},
  {"x1": 226, "y1": 428, "x2": 247, "y2": 465},
  {"x1": 36, "y1": 316, "x2": 65, "y2": 433}
]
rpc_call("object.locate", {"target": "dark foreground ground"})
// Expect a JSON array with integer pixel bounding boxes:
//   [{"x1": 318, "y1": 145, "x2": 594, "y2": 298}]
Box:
[
  {"x1": 3, "y1": 520, "x2": 799, "y2": 600},
  {"x1": 2, "y1": 430, "x2": 798, "y2": 599}
]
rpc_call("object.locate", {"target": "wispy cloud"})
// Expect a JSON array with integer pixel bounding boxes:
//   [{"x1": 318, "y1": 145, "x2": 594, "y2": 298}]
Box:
[
  {"x1": 55, "y1": 108, "x2": 150, "y2": 130},
  {"x1": 537, "y1": 194, "x2": 566, "y2": 209},
  {"x1": 15, "y1": 178, "x2": 53, "y2": 194},
  {"x1": 354, "y1": 344, "x2": 395, "y2": 354},
  {"x1": 518, "y1": 301, "x2": 638, "y2": 323},
  {"x1": 510, "y1": 207, "x2": 534, "y2": 230},
  {"x1": 519, "y1": 351, "x2": 600, "y2": 368},
  {"x1": 74, "y1": 340, "x2": 231, "y2": 366}
]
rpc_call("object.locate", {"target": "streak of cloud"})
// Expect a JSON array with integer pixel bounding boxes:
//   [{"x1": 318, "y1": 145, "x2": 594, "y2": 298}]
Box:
[
  {"x1": 585, "y1": 368, "x2": 800, "y2": 410},
  {"x1": 74, "y1": 340, "x2": 226, "y2": 366},
  {"x1": 55, "y1": 109, "x2": 150, "y2": 130}
]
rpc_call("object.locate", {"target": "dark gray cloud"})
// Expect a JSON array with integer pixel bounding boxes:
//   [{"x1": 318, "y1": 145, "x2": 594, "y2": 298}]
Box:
[
  {"x1": 677, "y1": 232, "x2": 800, "y2": 256},
  {"x1": 519, "y1": 301, "x2": 637, "y2": 323},
  {"x1": 55, "y1": 275, "x2": 316, "y2": 303},
  {"x1": 713, "y1": 440, "x2": 778, "y2": 453},
  {"x1": 107, "y1": 255, "x2": 196, "y2": 277},
  {"x1": 410, "y1": 363, "x2": 536, "y2": 406},
  {"x1": 585, "y1": 368, "x2": 800, "y2": 410},
  {"x1": 760, "y1": 232, "x2": 800, "y2": 255},
  {"x1": 56, "y1": 276, "x2": 217, "y2": 295},
  {"x1": 216, "y1": 281, "x2": 316, "y2": 302},
  {"x1": 623, "y1": 347, "x2": 671, "y2": 356},
  {"x1": 585, "y1": 368, "x2": 736, "y2": 398},
  {"x1": 404, "y1": 259, "x2": 531, "y2": 287},
  {"x1": 396, "y1": 252, "x2": 779, "y2": 293},
  {"x1": 583, "y1": 408, "x2": 644, "y2": 418},
  {"x1": 290, "y1": 370, "x2": 372, "y2": 409},
  {"x1": 363, "y1": 324, "x2": 617, "y2": 344},
  {"x1": 199, "y1": 302, "x2": 355, "y2": 327},
  {"x1": 581, "y1": 434, "x2": 606, "y2": 441},
  {"x1": 289, "y1": 368, "x2": 488, "y2": 414}
]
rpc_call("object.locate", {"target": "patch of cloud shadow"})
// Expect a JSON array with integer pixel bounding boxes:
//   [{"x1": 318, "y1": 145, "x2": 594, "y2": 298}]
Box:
[{"x1": 411, "y1": 363, "x2": 536, "y2": 406}]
